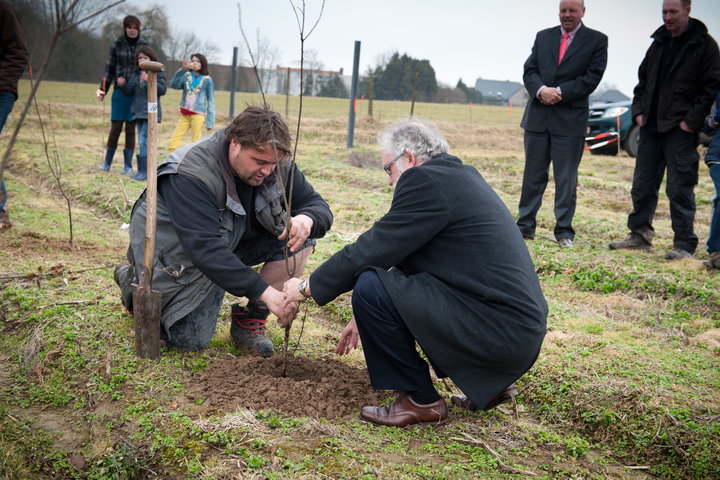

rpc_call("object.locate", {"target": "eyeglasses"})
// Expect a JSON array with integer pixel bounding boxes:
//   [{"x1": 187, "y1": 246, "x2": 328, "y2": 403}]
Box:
[{"x1": 383, "y1": 153, "x2": 404, "y2": 176}]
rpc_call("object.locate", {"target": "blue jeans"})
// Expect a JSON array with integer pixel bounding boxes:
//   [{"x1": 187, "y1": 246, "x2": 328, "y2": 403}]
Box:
[
  {"x1": 163, "y1": 285, "x2": 225, "y2": 351},
  {"x1": 708, "y1": 164, "x2": 720, "y2": 253},
  {"x1": 165, "y1": 234, "x2": 316, "y2": 351},
  {"x1": 0, "y1": 92, "x2": 16, "y2": 210},
  {"x1": 0, "y1": 180, "x2": 6, "y2": 211},
  {"x1": 136, "y1": 119, "x2": 148, "y2": 157}
]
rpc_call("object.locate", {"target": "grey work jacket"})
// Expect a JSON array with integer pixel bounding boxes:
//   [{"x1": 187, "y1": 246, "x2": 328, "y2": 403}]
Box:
[{"x1": 126, "y1": 130, "x2": 289, "y2": 328}]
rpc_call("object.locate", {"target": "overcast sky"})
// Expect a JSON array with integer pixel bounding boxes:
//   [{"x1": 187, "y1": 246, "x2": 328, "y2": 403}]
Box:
[{"x1": 122, "y1": 0, "x2": 720, "y2": 97}]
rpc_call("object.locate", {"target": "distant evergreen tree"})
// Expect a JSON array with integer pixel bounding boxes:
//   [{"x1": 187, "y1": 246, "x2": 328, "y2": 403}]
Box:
[
  {"x1": 372, "y1": 53, "x2": 438, "y2": 101},
  {"x1": 456, "y1": 79, "x2": 483, "y2": 104},
  {"x1": 318, "y1": 74, "x2": 348, "y2": 98}
]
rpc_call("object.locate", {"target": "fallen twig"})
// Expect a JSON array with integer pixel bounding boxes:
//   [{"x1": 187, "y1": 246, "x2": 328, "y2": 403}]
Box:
[
  {"x1": 0, "y1": 263, "x2": 114, "y2": 282},
  {"x1": 105, "y1": 335, "x2": 113, "y2": 378},
  {"x1": 451, "y1": 432, "x2": 537, "y2": 477},
  {"x1": 118, "y1": 177, "x2": 130, "y2": 209},
  {"x1": 37, "y1": 300, "x2": 97, "y2": 309}
]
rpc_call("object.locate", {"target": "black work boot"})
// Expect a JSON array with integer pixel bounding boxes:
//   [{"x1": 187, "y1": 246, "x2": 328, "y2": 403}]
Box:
[
  {"x1": 608, "y1": 233, "x2": 652, "y2": 251},
  {"x1": 230, "y1": 301, "x2": 274, "y2": 357}
]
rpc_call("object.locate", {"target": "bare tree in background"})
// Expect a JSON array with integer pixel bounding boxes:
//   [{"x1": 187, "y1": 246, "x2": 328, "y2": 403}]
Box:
[
  {"x1": 165, "y1": 30, "x2": 220, "y2": 62},
  {"x1": 245, "y1": 31, "x2": 282, "y2": 93},
  {"x1": 301, "y1": 49, "x2": 323, "y2": 96}
]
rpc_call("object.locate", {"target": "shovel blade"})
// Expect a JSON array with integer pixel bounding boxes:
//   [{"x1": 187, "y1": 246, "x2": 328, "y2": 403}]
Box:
[{"x1": 131, "y1": 283, "x2": 162, "y2": 359}]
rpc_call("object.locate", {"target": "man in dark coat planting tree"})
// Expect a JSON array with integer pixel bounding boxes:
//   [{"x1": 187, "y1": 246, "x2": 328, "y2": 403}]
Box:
[{"x1": 283, "y1": 118, "x2": 548, "y2": 427}]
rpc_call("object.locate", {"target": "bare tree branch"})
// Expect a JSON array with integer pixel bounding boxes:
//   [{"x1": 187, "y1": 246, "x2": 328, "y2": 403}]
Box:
[
  {"x1": 0, "y1": 0, "x2": 126, "y2": 204},
  {"x1": 62, "y1": 0, "x2": 124, "y2": 34}
]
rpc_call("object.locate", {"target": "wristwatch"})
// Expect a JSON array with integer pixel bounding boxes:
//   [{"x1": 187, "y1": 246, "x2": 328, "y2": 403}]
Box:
[{"x1": 298, "y1": 279, "x2": 311, "y2": 298}]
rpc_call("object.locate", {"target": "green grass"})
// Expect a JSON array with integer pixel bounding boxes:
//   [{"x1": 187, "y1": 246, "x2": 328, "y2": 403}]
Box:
[{"x1": 0, "y1": 80, "x2": 718, "y2": 479}]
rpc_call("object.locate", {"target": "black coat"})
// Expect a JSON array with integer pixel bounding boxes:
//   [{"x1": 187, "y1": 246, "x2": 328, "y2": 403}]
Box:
[
  {"x1": 311, "y1": 154, "x2": 548, "y2": 408},
  {"x1": 632, "y1": 18, "x2": 720, "y2": 133},
  {"x1": 0, "y1": 1, "x2": 28, "y2": 101},
  {"x1": 521, "y1": 24, "x2": 608, "y2": 137}
]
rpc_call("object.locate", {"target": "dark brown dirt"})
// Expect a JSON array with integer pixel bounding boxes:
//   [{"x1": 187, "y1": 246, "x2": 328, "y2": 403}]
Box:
[{"x1": 185, "y1": 353, "x2": 392, "y2": 419}]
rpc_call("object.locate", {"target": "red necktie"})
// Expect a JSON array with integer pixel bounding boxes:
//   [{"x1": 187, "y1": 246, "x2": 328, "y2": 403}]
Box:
[{"x1": 558, "y1": 32, "x2": 570, "y2": 64}]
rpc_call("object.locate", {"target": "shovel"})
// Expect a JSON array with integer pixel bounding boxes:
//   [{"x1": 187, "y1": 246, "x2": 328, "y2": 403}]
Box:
[{"x1": 132, "y1": 60, "x2": 165, "y2": 359}]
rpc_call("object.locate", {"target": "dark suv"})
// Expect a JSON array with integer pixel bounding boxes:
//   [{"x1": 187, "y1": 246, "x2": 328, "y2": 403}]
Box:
[
  {"x1": 586, "y1": 99, "x2": 711, "y2": 157},
  {"x1": 586, "y1": 100, "x2": 639, "y2": 157}
]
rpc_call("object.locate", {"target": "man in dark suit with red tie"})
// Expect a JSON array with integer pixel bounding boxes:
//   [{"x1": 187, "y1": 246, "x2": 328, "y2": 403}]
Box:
[{"x1": 517, "y1": 0, "x2": 608, "y2": 247}]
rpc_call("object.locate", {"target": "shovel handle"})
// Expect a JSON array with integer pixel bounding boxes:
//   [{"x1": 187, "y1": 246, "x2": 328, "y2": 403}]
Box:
[
  {"x1": 140, "y1": 62, "x2": 164, "y2": 287},
  {"x1": 138, "y1": 60, "x2": 165, "y2": 73}
]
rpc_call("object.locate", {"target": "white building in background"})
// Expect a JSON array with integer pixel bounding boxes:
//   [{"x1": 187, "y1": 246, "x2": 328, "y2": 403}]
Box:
[{"x1": 260, "y1": 66, "x2": 353, "y2": 97}]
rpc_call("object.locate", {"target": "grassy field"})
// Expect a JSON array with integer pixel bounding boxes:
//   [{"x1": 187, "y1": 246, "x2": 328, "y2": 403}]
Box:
[{"x1": 0, "y1": 79, "x2": 718, "y2": 479}]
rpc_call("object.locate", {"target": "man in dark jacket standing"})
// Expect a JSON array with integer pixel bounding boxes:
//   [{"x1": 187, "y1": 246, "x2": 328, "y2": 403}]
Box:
[
  {"x1": 518, "y1": 0, "x2": 607, "y2": 248},
  {"x1": 283, "y1": 118, "x2": 548, "y2": 427},
  {"x1": 609, "y1": 0, "x2": 720, "y2": 259},
  {"x1": 0, "y1": 0, "x2": 29, "y2": 230},
  {"x1": 114, "y1": 106, "x2": 333, "y2": 356}
]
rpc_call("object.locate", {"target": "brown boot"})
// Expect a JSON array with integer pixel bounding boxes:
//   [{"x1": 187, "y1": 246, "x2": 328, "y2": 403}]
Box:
[
  {"x1": 704, "y1": 251, "x2": 720, "y2": 270},
  {"x1": 608, "y1": 233, "x2": 651, "y2": 251},
  {"x1": 230, "y1": 302, "x2": 274, "y2": 357}
]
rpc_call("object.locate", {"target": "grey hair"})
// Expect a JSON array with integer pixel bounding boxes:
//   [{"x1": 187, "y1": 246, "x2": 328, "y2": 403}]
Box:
[{"x1": 377, "y1": 117, "x2": 449, "y2": 163}]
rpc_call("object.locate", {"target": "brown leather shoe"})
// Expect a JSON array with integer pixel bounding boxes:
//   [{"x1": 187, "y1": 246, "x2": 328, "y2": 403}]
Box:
[
  {"x1": 360, "y1": 393, "x2": 448, "y2": 427},
  {"x1": 451, "y1": 383, "x2": 518, "y2": 412}
]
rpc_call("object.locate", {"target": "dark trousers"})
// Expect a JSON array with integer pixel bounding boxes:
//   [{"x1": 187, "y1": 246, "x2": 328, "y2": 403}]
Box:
[
  {"x1": 628, "y1": 127, "x2": 699, "y2": 253},
  {"x1": 107, "y1": 120, "x2": 136, "y2": 150},
  {"x1": 517, "y1": 131, "x2": 585, "y2": 240},
  {"x1": 351, "y1": 270, "x2": 442, "y2": 393}
]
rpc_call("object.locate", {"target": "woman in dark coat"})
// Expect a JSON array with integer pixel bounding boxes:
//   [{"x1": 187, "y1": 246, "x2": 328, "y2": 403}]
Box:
[
  {"x1": 284, "y1": 117, "x2": 548, "y2": 427},
  {"x1": 96, "y1": 15, "x2": 148, "y2": 174}
]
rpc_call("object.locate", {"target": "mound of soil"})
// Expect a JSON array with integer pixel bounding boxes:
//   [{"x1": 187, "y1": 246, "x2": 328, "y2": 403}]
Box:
[{"x1": 185, "y1": 353, "x2": 392, "y2": 419}]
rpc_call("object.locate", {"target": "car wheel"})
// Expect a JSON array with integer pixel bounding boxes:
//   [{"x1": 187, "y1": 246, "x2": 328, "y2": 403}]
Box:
[{"x1": 623, "y1": 125, "x2": 640, "y2": 157}]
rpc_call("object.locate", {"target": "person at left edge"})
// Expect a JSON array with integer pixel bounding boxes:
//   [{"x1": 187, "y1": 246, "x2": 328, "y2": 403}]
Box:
[
  {"x1": 0, "y1": 0, "x2": 29, "y2": 230},
  {"x1": 114, "y1": 106, "x2": 333, "y2": 355}
]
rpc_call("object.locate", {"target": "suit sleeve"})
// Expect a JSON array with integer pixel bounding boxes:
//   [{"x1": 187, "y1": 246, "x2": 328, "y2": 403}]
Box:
[
  {"x1": 522, "y1": 34, "x2": 544, "y2": 97},
  {"x1": 310, "y1": 167, "x2": 447, "y2": 305},
  {"x1": 557, "y1": 32, "x2": 608, "y2": 102}
]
